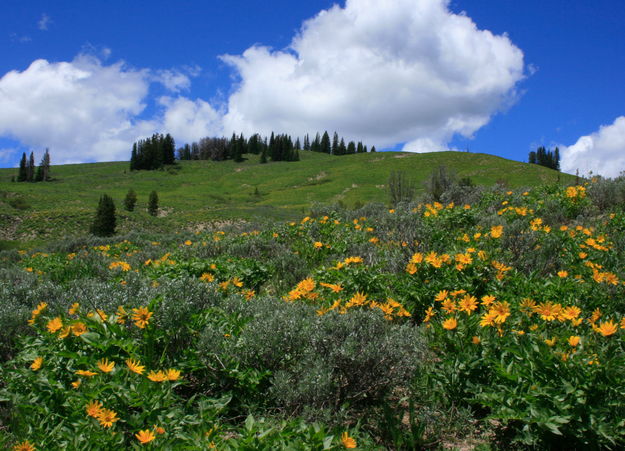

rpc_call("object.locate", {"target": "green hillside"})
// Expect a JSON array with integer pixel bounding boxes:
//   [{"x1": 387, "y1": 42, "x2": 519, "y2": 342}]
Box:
[{"x1": 0, "y1": 151, "x2": 574, "y2": 245}]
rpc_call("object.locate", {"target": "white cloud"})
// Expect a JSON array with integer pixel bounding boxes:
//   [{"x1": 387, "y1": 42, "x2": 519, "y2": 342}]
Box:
[
  {"x1": 0, "y1": 55, "x2": 155, "y2": 164},
  {"x1": 560, "y1": 116, "x2": 625, "y2": 178},
  {"x1": 158, "y1": 96, "x2": 223, "y2": 143},
  {"x1": 38, "y1": 13, "x2": 51, "y2": 31},
  {"x1": 221, "y1": 0, "x2": 525, "y2": 152},
  {"x1": 154, "y1": 70, "x2": 192, "y2": 93}
]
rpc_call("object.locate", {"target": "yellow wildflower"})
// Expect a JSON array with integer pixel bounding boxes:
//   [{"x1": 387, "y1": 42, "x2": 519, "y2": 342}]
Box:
[
  {"x1": 147, "y1": 370, "x2": 167, "y2": 382},
  {"x1": 135, "y1": 429, "x2": 156, "y2": 445},
  {"x1": 341, "y1": 432, "x2": 357, "y2": 449},
  {"x1": 568, "y1": 336, "x2": 580, "y2": 347},
  {"x1": 76, "y1": 369, "x2": 97, "y2": 377},
  {"x1": 97, "y1": 408, "x2": 119, "y2": 428},
  {"x1": 596, "y1": 320, "x2": 618, "y2": 337},
  {"x1": 31, "y1": 356, "x2": 43, "y2": 371},
  {"x1": 126, "y1": 358, "x2": 145, "y2": 375},
  {"x1": 97, "y1": 358, "x2": 115, "y2": 373},
  {"x1": 442, "y1": 317, "x2": 458, "y2": 330},
  {"x1": 86, "y1": 400, "x2": 103, "y2": 418},
  {"x1": 72, "y1": 322, "x2": 87, "y2": 336},
  {"x1": 12, "y1": 440, "x2": 36, "y2": 451},
  {"x1": 166, "y1": 368, "x2": 181, "y2": 381},
  {"x1": 68, "y1": 302, "x2": 80, "y2": 315},
  {"x1": 46, "y1": 317, "x2": 63, "y2": 333},
  {"x1": 132, "y1": 306, "x2": 153, "y2": 329}
]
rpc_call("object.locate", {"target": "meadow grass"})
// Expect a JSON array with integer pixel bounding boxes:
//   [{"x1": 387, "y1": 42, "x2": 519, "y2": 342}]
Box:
[{"x1": 0, "y1": 151, "x2": 573, "y2": 246}]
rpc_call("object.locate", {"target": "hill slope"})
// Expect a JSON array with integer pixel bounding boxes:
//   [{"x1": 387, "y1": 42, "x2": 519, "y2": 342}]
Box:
[{"x1": 0, "y1": 151, "x2": 574, "y2": 245}]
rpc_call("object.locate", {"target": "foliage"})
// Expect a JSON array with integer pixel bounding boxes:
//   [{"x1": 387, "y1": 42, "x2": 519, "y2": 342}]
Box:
[
  {"x1": 147, "y1": 190, "x2": 158, "y2": 217},
  {"x1": 123, "y1": 188, "x2": 137, "y2": 212},
  {"x1": 387, "y1": 170, "x2": 415, "y2": 206},
  {"x1": 90, "y1": 194, "x2": 116, "y2": 237}
]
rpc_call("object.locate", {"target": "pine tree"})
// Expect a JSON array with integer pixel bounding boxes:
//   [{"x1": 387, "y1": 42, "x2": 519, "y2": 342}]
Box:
[
  {"x1": 321, "y1": 131, "x2": 331, "y2": 154},
  {"x1": 370, "y1": 146, "x2": 376, "y2": 153},
  {"x1": 148, "y1": 190, "x2": 159, "y2": 216},
  {"x1": 90, "y1": 194, "x2": 116, "y2": 236},
  {"x1": 331, "y1": 132, "x2": 339, "y2": 155},
  {"x1": 347, "y1": 141, "x2": 356, "y2": 155},
  {"x1": 17, "y1": 153, "x2": 28, "y2": 182},
  {"x1": 123, "y1": 189, "x2": 137, "y2": 211},
  {"x1": 260, "y1": 146, "x2": 268, "y2": 164},
  {"x1": 338, "y1": 138, "x2": 347, "y2": 155},
  {"x1": 35, "y1": 149, "x2": 51, "y2": 182},
  {"x1": 27, "y1": 152, "x2": 35, "y2": 182},
  {"x1": 356, "y1": 142, "x2": 364, "y2": 153}
]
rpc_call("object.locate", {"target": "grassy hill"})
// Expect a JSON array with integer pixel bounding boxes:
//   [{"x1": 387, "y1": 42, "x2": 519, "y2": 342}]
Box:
[{"x1": 0, "y1": 151, "x2": 574, "y2": 246}]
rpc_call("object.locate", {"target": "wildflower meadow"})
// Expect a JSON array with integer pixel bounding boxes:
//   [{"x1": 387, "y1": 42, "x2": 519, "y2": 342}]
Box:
[{"x1": 1, "y1": 178, "x2": 625, "y2": 449}]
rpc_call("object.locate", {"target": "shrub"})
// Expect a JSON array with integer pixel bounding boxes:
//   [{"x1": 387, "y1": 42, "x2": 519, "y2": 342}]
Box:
[{"x1": 200, "y1": 297, "x2": 425, "y2": 417}]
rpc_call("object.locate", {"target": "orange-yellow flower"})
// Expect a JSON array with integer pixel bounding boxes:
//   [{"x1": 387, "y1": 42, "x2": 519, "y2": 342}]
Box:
[
  {"x1": 86, "y1": 400, "x2": 103, "y2": 418},
  {"x1": 472, "y1": 336, "x2": 481, "y2": 344},
  {"x1": 97, "y1": 408, "x2": 119, "y2": 428},
  {"x1": 97, "y1": 358, "x2": 115, "y2": 373},
  {"x1": 126, "y1": 358, "x2": 145, "y2": 375},
  {"x1": 458, "y1": 295, "x2": 478, "y2": 315},
  {"x1": 12, "y1": 440, "x2": 35, "y2": 451},
  {"x1": 71, "y1": 380, "x2": 81, "y2": 389},
  {"x1": 341, "y1": 431, "x2": 357, "y2": 449},
  {"x1": 68, "y1": 302, "x2": 80, "y2": 315},
  {"x1": 46, "y1": 317, "x2": 63, "y2": 333},
  {"x1": 135, "y1": 429, "x2": 156, "y2": 445},
  {"x1": 596, "y1": 320, "x2": 618, "y2": 337},
  {"x1": 490, "y1": 225, "x2": 503, "y2": 238},
  {"x1": 442, "y1": 317, "x2": 457, "y2": 330},
  {"x1": 30, "y1": 356, "x2": 43, "y2": 371},
  {"x1": 166, "y1": 368, "x2": 181, "y2": 381},
  {"x1": 72, "y1": 322, "x2": 87, "y2": 336},
  {"x1": 568, "y1": 336, "x2": 581, "y2": 347},
  {"x1": 200, "y1": 272, "x2": 215, "y2": 283},
  {"x1": 154, "y1": 426, "x2": 166, "y2": 435},
  {"x1": 313, "y1": 241, "x2": 323, "y2": 249},
  {"x1": 147, "y1": 370, "x2": 167, "y2": 382},
  {"x1": 557, "y1": 270, "x2": 568, "y2": 278},
  {"x1": 76, "y1": 369, "x2": 97, "y2": 377},
  {"x1": 132, "y1": 306, "x2": 153, "y2": 329}
]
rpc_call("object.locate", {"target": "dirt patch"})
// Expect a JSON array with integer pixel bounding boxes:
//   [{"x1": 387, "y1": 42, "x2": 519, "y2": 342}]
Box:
[{"x1": 308, "y1": 171, "x2": 327, "y2": 182}]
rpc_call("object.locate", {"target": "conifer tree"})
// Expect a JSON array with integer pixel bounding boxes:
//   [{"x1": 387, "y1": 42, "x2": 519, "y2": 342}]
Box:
[
  {"x1": 260, "y1": 146, "x2": 268, "y2": 164},
  {"x1": 123, "y1": 189, "x2": 137, "y2": 211},
  {"x1": 338, "y1": 138, "x2": 347, "y2": 155},
  {"x1": 331, "y1": 132, "x2": 339, "y2": 155},
  {"x1": 17, "y1": 153, "x2": 28, "y2": 182},
  {"x1": 27, "y1": 152, "x2": 35, "y2": 182},
  {"x1": 90, "y1": 194, "x2": 116, "y2": 236},
  {"x1": 35, "y1": 149, "x2": 51, "y2": 182},
  {"x1": 321, "y1": 131, "x2": 331, "y2": 154},
  {"x1": 347, "y1": 141, "x2": 356, "y2": 155},
  {"x1": 370, "y1": 146, "x2": 376, "y2": 152},
  {"x1": 148, "y1": 190, "x2": 159, "y2": 216}
]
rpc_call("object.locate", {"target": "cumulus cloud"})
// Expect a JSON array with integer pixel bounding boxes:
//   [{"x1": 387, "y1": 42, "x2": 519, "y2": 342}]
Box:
[
  {"x1": 0, "y1": 55, "x2": 154, "y2": 163},
  {"x1": 222, "y1": 0, "x2": 525, "y2": 152},
  {"x1": 560, "y1": 116, "x2": 625, "y2": 178},
  {"x1": 154, "y1": 70, "x2": 192, "y2": 93},
  {"x1": 158, "y1": 96, "x2": 223, "y2": 143}
]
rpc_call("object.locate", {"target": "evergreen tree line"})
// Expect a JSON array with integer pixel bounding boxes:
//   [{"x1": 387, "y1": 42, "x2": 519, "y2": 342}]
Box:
[
  {"x1": 16, "y1": 149, "x2": 51, "y2": 182},
  {"x1": 130, "y1": 133, "x2": 175, "y2": 171},
  {"x1": 176, "y1": 131, "x2": 377, "y2": 163},
  {"x1": 528, "y1": 146, "x2": 560, "y2": 171},
  {"x1": 176, "y1": 132, "x2": 301, "y2": 163}
]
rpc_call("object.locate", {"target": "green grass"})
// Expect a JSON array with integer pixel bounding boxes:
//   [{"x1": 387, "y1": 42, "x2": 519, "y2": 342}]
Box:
[{"x1": 0, "y1": 151, "x2": 574, "y2": 245}]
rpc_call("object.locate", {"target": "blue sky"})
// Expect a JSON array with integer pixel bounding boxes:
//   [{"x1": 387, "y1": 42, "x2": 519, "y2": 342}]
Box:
[{"x1": 1, "y1": 0, "x2": 624, "y2": 176}]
